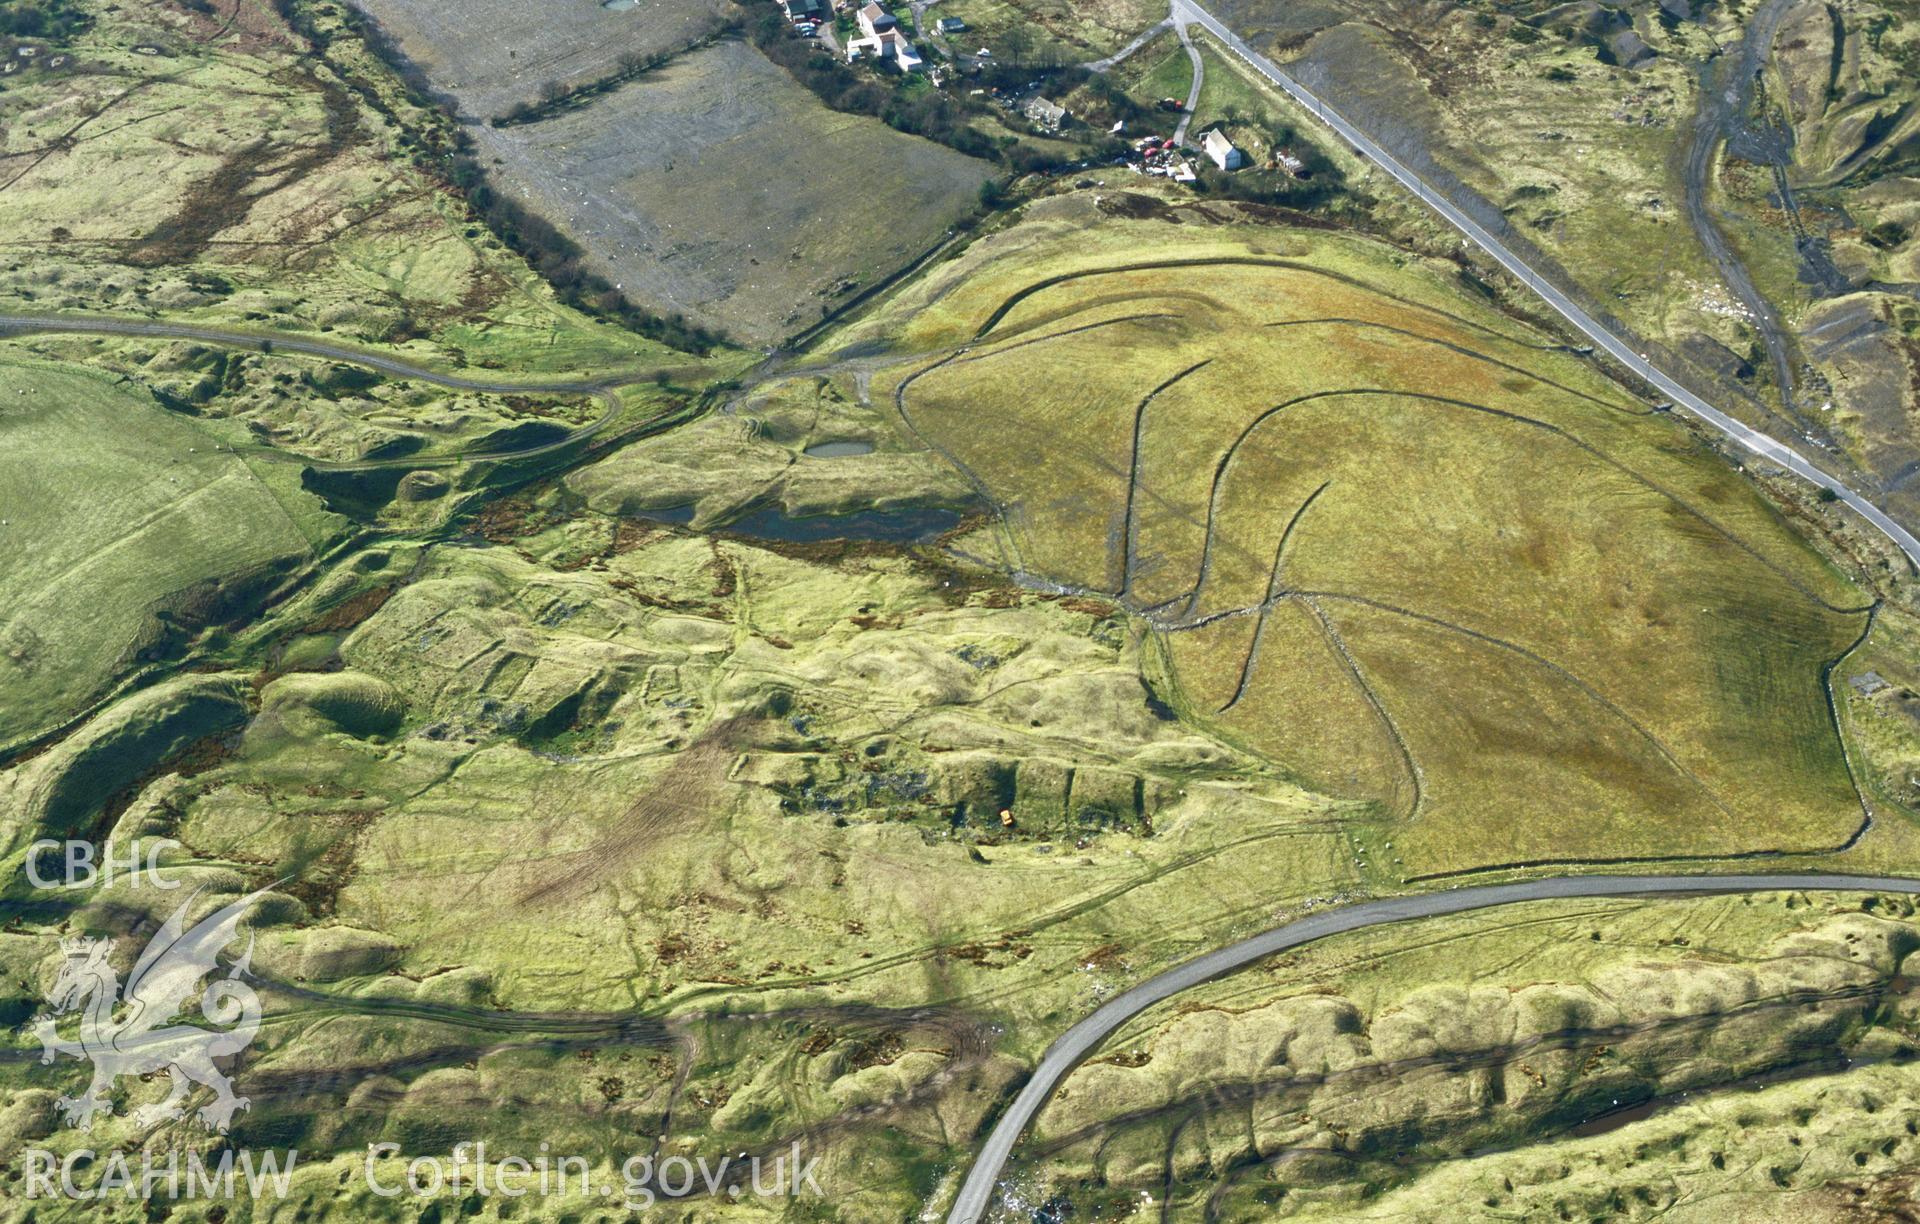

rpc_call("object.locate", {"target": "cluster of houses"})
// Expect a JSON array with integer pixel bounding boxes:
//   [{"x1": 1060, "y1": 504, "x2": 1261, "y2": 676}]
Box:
[
  {"x1": 846, "y1": 2, "x2": 922, "y2": 72},
  {"x1": 763, "y1": 0, "x2": 1309, "y2": 183},
  {"x1": 773, "y1": 0, "x2": 923, "y2": 71}
]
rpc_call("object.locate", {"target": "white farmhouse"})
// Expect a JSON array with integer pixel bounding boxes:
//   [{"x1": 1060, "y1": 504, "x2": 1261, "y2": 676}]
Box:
[
  {"x1": 1201, "y1": 128, "x2": 1244, "y2": 171},
  {"x1": 846, "y1": 2, "x2": 923, "y2": 71}
]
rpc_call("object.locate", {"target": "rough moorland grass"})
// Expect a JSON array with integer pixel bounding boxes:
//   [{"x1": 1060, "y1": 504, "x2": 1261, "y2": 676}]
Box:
[
  {"x1": 0, "y1": 0, "x2": 701, "y2": 376},
  {"x1": 159, "y1": 527, "x2": 1349, "y2": 1016},
  {"x1": 933, "y1": 0, "x2": 1166, "y2": 60},
  {"x1": 0, "y1": 355, "x2": 336, "y2": 749},
  {"x1": 14, "y1": 333, "x2": 608, "y2": 467},
  {"x1": 565, "y1": 372, "x2": 975, "y2": 526},
  {"x1": 0, "y1": 521, "x2": 1357, "y2": 1214},
  {"x1": 861, "y1": 196, "x2": 1869, "y2": 874},
  {"x1": 1025, "y1": 891, "x2": 1920, "y2": 1219}
]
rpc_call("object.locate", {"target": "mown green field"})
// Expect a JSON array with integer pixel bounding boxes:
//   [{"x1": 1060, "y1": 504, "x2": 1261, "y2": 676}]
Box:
[
  {"x1": 851, "y1": 193, "x2": 1871, "y2": 874},
  {"x1": 1187, "y1": 34, "x2": 1278, "y2": 133},
  {"x1": 1123, "y1": 35, "x2": 1194, "y2": 105}
]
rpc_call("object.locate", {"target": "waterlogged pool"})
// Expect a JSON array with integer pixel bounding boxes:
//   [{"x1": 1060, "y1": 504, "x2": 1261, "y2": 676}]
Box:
[{"x1": 801, "y1": 440, "x2": 876, "y2": 458}]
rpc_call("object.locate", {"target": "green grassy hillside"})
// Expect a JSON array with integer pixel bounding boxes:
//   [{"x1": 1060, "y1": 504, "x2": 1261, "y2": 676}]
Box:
[
  {"x1": 854, "y1": 195, "x2": 1871, "y2": 874},
  {"x1": 0, "y1": 355, "x2": 334, "y2": 749}
]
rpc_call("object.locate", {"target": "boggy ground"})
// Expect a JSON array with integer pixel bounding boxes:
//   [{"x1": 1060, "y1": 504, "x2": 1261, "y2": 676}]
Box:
[
  {"x1": 0, "y1": 0, "x2": 686, "y2": 373},
  {"x1": 0, "y1": 0, "x2": 741, "y2": 754},
  {"x1": 461, "y1": 39, "x2": 994, "y2": 344},
  {"x1": 337, "y1": 0, "x2": 995, "y2": 345}
]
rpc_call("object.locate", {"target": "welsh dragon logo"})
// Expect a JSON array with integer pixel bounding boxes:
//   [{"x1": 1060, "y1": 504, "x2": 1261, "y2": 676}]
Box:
[{"x1": 33, "y1": 888, "x2": 268, "y2": 1133}]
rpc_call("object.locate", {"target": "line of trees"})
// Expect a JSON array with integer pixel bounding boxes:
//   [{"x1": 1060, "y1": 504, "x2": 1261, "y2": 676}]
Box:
[
  {"x1": 446, "y1": 153, "x2": 725, "y2": 354},
  {"x1": 0, "y1": 0, "x2": 90, "y2": 40},
  {"x1": 274, "y1": 0, "x2": 725, "y2": 354},
  {"x1": 492, "y1": 21, "x2": 733, "y2": 127},
  {"x1": 743, "y1": 10, "x2": 1003, "y2": 161}
]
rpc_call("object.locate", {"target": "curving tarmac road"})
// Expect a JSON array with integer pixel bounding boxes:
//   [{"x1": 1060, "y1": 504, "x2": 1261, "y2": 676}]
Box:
[
  {"x1": 0, "y1": 311, "x2": 669, "y2": 470},
  {"x1": 0, "y1": 312, "x2": 634, "y2": 394},
  {"x1": 1157, "y1": 1, "x2": 1920, "y2": 573},
  {"x1": 945, "y1": 871, "x2": 1920, "y2": 1223}
]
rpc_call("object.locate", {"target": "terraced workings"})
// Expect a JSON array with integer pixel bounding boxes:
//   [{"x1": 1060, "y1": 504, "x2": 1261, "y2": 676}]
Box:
[
  {"x1": 1015, "y1": 890, "x2": 1920, "y2": 1221},
  {"x1": 886, "y1": 234, "x2": 1873, "y2": 875}
]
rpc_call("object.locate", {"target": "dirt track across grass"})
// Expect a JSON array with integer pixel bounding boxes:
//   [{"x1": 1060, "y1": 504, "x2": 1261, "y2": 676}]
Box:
[{"x1": 861, "y1": 202, "x2": 1875, "y2": 875}]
